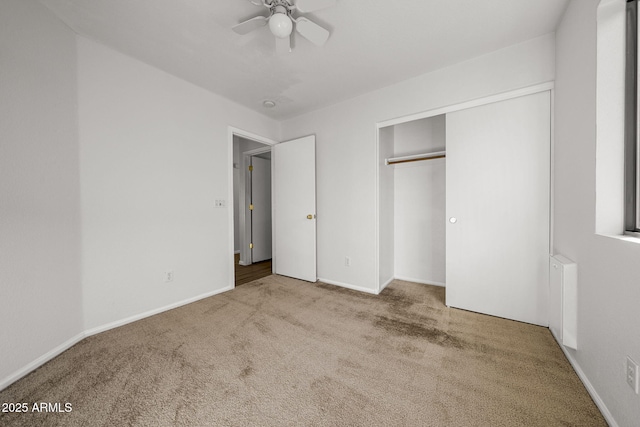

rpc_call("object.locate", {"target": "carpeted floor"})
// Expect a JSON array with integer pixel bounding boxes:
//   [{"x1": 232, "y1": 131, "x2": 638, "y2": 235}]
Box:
[{"x1": 0, "y1": 276, "x2": 606, "y2": 426}]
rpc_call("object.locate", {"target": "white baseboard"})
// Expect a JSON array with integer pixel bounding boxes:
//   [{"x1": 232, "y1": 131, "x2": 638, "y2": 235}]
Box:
[
  {"x1": 234, "y1": 250, "x2": 240, "y2": 254},
  {"x1": 317, "y1": 277, "x2": 379, "y2": 295},
  {"x1": 85, "y1": 285, "x2": 234, "y2": 337},
  {"x1": 552, "y1": 332, "x2": 618, "y2": 427},
  {"x1": 1, "y1": 285, "x2": 234, "y2": 392},
  {"x1": 394, "y1": 275, "x2": 446, "y2": 287},
  {"x1": 317, "y1": 277, "x2": 444, "y2": 296},
  {"x1": 0, "y1": 331, "x2": 86, "y2": 391},
  {"x1": 379, "y1": 276, "x2": 394, "y2": 292}
]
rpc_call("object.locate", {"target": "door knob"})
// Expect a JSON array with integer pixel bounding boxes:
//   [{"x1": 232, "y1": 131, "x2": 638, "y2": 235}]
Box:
[
  {"x1": 307, "y1": 214, "x2": 314, "y2": 220},
  {"x1": 449, "y1": 217, "x2": 457, "y2": 224}
]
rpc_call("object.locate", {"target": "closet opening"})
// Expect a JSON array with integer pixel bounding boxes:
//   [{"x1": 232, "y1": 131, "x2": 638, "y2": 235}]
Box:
[
  {"x1": 378, "y1": 115, "x2": 447, "y2": 292},
  {"x1": 376, "y1": 87, "x2": 552, "y2": 327}
]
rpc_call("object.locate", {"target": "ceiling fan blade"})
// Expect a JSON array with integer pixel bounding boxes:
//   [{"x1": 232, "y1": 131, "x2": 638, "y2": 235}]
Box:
[
  {"x1": 232, "y1": 16, "x2": 268, "y2": 35},
  {"x1": 295, "y1": 0, "x2": 336, "y2": 13},
  {"x1": 295, "y1": 17, "x2": 329, "y2": 46},
  {"x1": 275, "y1": 34, "x2": 292, "y2": 54}
]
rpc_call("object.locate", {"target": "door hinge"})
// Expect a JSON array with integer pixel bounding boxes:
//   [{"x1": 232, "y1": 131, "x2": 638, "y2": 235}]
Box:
[
  {"x1": 249, "y1": 204, "x2": 254, "y2": 211},
  {"x1": 248, "y1": 165, "x2": 253, "y2": 172},
  {"x1": 249, "y1": 243, "x2": 253, "y2": 249}
]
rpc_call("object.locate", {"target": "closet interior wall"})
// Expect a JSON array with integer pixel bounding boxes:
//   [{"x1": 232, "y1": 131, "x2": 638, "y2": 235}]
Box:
[{"x1": 379, "y1": 115, "x2": 446, "y2": 288}]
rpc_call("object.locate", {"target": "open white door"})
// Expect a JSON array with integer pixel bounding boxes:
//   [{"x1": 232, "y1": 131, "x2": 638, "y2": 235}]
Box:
[
  {"x1": 446, "y1": 91, "x2": 550, "y2": 326},
  {"x1": 273, "y1": 135, "x2": 317, "y2": 282},
  {"x1": 250, "y1": 155, "x2": 272, "y2": 263}
]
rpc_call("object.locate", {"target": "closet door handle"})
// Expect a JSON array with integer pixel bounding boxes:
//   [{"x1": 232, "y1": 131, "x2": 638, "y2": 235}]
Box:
[{"x1": 449, "y1": 217, "x2": 457, "y2": 224}]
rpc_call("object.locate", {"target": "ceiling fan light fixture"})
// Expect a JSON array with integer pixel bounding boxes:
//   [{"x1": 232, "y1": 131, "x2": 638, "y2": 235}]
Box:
[
  {"x1": 234, "y1": 0, "x2": 335, "y2": 51},
  {"x1": 269, "y1": 12, "x2": 293, "y2": 38}
]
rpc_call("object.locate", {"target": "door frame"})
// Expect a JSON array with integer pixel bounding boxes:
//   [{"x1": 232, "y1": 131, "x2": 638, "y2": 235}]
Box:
[
  {"x1": 374, "y1": 82, "x2": 555, "y2": 294},
  {"x1": 241, "y1": 146, "x2": 272, "y2": 266},
  {"x1": 228, "y1": 127, "x2": 277, "y2": 289}
]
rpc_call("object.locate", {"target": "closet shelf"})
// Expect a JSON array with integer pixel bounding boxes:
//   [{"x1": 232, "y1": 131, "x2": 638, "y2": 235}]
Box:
[{"x1": 385, "y1": 151, "x2": 446, "y2": 165}]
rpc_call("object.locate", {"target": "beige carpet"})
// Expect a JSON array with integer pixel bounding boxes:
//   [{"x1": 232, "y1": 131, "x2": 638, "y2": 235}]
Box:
[{"x1": 0, "y1": 276, "x2": 605, "y2": 426}]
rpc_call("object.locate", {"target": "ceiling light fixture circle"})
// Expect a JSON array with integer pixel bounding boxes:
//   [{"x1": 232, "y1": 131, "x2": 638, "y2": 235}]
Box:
[
  {"x1": 269, "y1": 12, "x2": 293, "y2": 38},
  {"x1": 263, "y1": 100, "x2": 276, "y2": 108}
]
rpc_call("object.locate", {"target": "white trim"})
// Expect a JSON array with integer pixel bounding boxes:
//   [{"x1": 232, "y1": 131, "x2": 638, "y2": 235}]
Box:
[
  {"x1": 596, "y1": 232, "x2": 640, "y2": 245},
  {"x1": 85, "y1": 286, "x2": 233, "y2": 337},
  {"x1": 374, "y1": 122, "x2": 381, "y2": 293},
  {"x1": 394, "y1": 276, "x2": 446, "y2": 287},
  {"x1": 377, "y1": 82, "x2": 555, "y2": 129},
  {"x1": 0, "y1": 332, "x2": 86, "y2": 391},
  {"x1": 323, "y1": 276, "x2": 445, "y2": 295},
  {"x1": 243, "y1": 146, "x2": 273, "y2": 156},
  {"x1": 549, "y1": 88, "x2": 556, "y2": 256},
  {"x1": 228, "y1": 126, "x2": 278, "y2": 147},
  {"x1": 228, "y1": 128, "x2": 236, "y2": 289},
  {"x1": 553, "y1": 335, "x2": 619, "y2": 427},
  {"x1": 234, "y1": 250, "x2": 240, "y2": 254},
  {"x1": 318, "y1": 277, "x2": 379, "y2": 295},
  {"x1": 379, "y1": 276, "x2": 394, "y2": 292}
]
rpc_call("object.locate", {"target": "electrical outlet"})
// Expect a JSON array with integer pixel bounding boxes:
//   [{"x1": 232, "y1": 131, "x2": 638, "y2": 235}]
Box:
[
  {"x1": 627, "y1": 356, "x2": 639, "y2": 394},
  {"x1": 214, "y1": 199, "x2": 226, "y2": 208},
  {"x1": 164, "y1": 270, "x2": 174, "y2": 283},
  {"x1": 345, "y1": 256, "x2": 351, "y2": 267}
]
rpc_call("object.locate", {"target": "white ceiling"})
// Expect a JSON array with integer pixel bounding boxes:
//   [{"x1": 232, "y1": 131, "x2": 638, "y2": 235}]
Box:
[{"x1": 39, "y1": 0, "x2": 569, "y2": 120}]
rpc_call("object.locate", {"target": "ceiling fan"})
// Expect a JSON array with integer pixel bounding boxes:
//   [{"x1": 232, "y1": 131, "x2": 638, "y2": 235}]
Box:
[{"x1": 233, "y1": 0, "x2": 336, "y2": 53}]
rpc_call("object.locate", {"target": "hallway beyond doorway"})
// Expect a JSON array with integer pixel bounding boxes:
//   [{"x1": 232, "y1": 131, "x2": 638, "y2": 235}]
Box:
[{"x1": 235, "y1": 253, "x2": 272, "y2": 286}]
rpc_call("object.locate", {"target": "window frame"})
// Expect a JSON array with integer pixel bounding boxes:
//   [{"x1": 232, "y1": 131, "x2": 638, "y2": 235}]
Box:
[{"x1": 625, "y1": 0, "x2": 640, "y2": 237}]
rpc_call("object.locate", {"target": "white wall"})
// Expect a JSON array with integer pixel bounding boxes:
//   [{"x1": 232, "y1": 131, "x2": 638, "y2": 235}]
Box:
[
  {"x1": 378, "y1": 126, "x2": 395, "y2": 289},
  {"x1": 281, "y1": 34, "x2": 556, "y2": 292},
  {"x1": 78, "y1": 38, "x2": 280, "y2": 331},
  {"x1": 0, "y1": 0, "x2": 83, "y2": 387},
  {"x1": 393, "y1": 116, "x2": 446, "y2": 286},
  {"x1": 555, "y1": 1, "x2": 640, "y2": 425}
]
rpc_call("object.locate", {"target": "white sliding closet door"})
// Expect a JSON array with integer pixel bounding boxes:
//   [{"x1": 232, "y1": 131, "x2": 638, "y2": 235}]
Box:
[{"x1": 445, "y1": 91, "x2": 550, "y2": 326}]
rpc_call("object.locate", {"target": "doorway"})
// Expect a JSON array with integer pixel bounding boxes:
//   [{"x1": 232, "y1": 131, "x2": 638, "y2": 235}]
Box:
[
  {"x1": 378, "y1": 115, "x2": 447, "y2": 290},
  {"x1": 232, "y1": 133, "x2": 274, "y2": 286},
  {"x1": 248, "y1": 152, "x2": 272, "y2": 264},
  {"x1": 228, "y1": 128, "x2": 318, "y2": 288}
]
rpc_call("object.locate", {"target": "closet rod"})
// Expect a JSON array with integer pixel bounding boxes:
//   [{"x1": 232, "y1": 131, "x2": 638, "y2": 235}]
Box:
[{"x1": 385, "y1": 151, "x2": 446, "y2": 165}]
